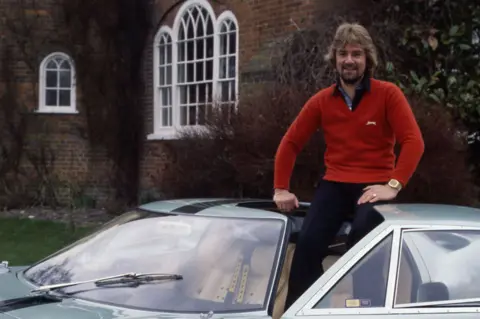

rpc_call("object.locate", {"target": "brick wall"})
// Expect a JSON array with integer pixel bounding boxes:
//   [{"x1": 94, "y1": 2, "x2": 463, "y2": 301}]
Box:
[{"x1": 0, "y1": 0, "x2": 113, "y2": 208}]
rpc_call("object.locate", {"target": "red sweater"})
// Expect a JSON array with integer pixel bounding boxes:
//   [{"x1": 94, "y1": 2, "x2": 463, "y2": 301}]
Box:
[{"x1": 274, "y1": 79, "x2": 424, "y2": 189}]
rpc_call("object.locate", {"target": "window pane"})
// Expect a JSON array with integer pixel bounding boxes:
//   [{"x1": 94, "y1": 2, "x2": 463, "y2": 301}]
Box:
[
  {"x1": 159, "y1": 46, "x2": 166, "y2": 65},
  {"x1": 178, "y1": 41, "x2": 185, "y2": 62},
  {"x1": 189, "y1": 105, "x2": 196, "y2": 125},
  {"x1": 46, "y1": 71, "x2": 57, "y2": 87},
  {"x1": 229, "y1": 31, "x2": 236, "y2": 54},
  {"x1": 59, "y1": 60, "x2": 71, "y2": 70},
  {"x1": 206, "y1": 36, "x2": 214, "y2": 58},
  {"x1": 166, "y1": 65, "x2": 172, "y2": 85},
  {"x1": 180, "y1": 106, "x2": 187, "y2": 125},
  {"x1": 166, "y1": 44, "x2": 172, "y2": 64},
  {"x1": 230, "y1": 81, "x2": 236, "y2": 101},
  {"x1": 205, "y1": 60, "x2": 213, "y2": 80},
  {"x1": 162, "y1": 107, "x2": 169, "y2": 127},
  {"x1": 161, "y1": 88, "x2": 169, "y2": 106},
  {"x1": 221, "y1": 81, "x2": 229, "y2": 102},
  {"x1": 46, "y1": 60, "x2": 57, "y2": 69},
  {"x1": 220, "y1": 34, "x2": 227, "y2": 55},
  {"x1": 179, "y1": 86, "x2": 187, "y2": 105},
  {"x1": 395, "y1": 229, "x2": 480, "y2": 305},
  {"x1": 219, "y1": 57, "x2": 226, "y2": 79},
  {"x1": 59, "y1": 70, "x2": 71, "y2": 87},
  {"x1": 228, "y1": 56, "x2": 236, "y2": 78},
  {"x1": 187, "y1": 63, "x2": 194, "y2": 83},
  {"x1": 196, "y1": 62, "x2": 204, "y2": 82},
  {"x1": 45, "y1": 89, "x2": 57, "y2": 106},
  {"x1": 198, "y1": 104, "x2": 206, "y2": 125},
  {"x1": 59, "y1": 90, "x2": 70, "y2": 106},
  {"x1": 196, "y1": 38, "x2": 204, "y2": 60},
  {"x1": 314, "y1": 233, "x2": 393, "y2": 309},
  {"x1": 159, "y1": 66, "x2": 165, "y2": 85}
]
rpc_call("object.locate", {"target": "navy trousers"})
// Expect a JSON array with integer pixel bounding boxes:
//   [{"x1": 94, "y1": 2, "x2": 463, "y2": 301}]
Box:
[{"x1": 284, "y1": 179, "x2": 388, "y2": 309}]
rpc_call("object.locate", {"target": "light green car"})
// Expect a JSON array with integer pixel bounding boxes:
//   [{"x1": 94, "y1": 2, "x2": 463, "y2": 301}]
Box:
[{"x1": 1, "y1": 198, "x2": 480, "y2": 319}]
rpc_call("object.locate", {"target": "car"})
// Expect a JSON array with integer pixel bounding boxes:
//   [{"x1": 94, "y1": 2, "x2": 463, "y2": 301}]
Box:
[{"x1": 1, "y1": 198, "x2": 480, "y2": 319}]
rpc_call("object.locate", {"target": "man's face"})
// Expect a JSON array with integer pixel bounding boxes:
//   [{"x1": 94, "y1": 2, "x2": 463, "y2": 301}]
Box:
[{"x1": 335, "y1": 43, "x2": 367, "y2": 85}]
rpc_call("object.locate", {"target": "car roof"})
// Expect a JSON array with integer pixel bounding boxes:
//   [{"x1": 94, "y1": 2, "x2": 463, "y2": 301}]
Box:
[
  {"x1": 138, "y1": 198, "x2": 480, "y2": 227},
  {"x1": 374, "y1": 203, "x2": 480, "y2": 226},
  {"x1": 138, "y1": 198, "x2": 287, "y2": 220}
]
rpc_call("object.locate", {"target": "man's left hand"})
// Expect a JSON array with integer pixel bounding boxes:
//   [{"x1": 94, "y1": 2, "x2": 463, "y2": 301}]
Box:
[{"x1": 357, "y1": 184, "x2": 399, "y2": 205}]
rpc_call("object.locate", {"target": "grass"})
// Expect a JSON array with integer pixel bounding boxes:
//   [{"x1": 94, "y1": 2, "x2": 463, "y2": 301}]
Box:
[{"x1": 0, "y1": 217, "x2": 94, "y2": 266}]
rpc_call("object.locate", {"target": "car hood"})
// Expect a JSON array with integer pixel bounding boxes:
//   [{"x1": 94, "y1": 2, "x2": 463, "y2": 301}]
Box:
[{"x1": 0, "y1": 269, "x2": 269, "y2": 319}]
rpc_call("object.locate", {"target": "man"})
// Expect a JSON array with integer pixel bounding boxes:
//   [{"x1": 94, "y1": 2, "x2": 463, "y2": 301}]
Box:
[{"x1": 273, "y1": 22, "x2": 425, "y2": 308}]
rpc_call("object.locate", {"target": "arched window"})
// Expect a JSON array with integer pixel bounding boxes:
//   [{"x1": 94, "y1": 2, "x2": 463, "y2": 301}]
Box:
[
  {"x1": 150, "y1": 0, "x2": 239, "y2": 139},
  {"x1": 38, "y1": 52, "x2": 77, "y2": 114}
]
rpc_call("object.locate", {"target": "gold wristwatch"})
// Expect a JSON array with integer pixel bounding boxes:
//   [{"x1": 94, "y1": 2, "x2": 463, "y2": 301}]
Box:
[{"x1": 387, "y1": 179, "x2": 402, "y2": 191}]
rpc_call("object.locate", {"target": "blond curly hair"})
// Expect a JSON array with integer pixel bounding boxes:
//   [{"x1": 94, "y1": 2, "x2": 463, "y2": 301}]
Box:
[{"x1": 324, "y1": 22, "x2": 378, "y2": 77}]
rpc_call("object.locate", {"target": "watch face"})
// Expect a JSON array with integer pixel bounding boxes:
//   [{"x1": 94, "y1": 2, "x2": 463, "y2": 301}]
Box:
[{"x1": 389, "y1": 180, "x2": 399, "y2": 188}]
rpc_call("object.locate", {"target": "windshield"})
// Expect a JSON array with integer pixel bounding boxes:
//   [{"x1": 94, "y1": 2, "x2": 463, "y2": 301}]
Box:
[{"x1": 22, "y1": 210, "x2": 286, "y2": 313}]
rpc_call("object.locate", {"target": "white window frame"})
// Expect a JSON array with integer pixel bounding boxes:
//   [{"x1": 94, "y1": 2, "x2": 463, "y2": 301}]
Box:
[
  {"x1": 149, "y1": 0, "x2": 239, "y2": 140},
  {"x1": 37, "y1": 52, "x2": 77, "y2": 114}
]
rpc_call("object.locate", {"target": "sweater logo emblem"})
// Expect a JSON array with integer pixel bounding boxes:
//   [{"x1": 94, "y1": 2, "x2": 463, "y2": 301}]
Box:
[{"x1": 366, "y1": 121, "x2": 376, "y2": 126}]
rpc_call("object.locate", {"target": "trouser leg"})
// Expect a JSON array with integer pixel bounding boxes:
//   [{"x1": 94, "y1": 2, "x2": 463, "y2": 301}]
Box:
[
  {"x1": 348, "y1": 184, "x2": 390, "y2": 307},
  {"x1": 284, "y1": 180, "x2": 351, "y2": 309}
]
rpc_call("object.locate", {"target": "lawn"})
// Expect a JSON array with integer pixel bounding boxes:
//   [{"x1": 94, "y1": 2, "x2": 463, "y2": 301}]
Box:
[{"x1": 0, "y1": 217, "x2": 94, "y2": 266}]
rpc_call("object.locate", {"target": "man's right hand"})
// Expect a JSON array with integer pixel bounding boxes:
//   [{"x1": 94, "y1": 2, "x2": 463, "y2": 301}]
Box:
[{"x1": 273, "y1": 189, "x2": 299, "y2": 213}]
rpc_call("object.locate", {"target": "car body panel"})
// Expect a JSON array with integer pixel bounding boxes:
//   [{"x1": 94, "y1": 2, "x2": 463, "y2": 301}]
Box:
[{"x1": 3, "y1": 200, "x2": 480, "y2": 318}]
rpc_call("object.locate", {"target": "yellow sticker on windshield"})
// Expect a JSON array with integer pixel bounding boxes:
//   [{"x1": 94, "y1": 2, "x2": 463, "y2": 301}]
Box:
[
  {"x1": 345, "y1": 299, "x2": 360, "y2": 307},
  {"x1": 345, "y1": 299, "x2": 371, "y2": 307}
]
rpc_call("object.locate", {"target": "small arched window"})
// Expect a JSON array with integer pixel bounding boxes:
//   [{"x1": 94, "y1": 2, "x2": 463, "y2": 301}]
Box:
[{"x1": 38, "y1": 52, "x2": 77, "y2": 114}]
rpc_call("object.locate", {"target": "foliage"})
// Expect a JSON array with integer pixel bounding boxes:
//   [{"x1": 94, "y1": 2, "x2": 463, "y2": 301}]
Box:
[
  {"x1": 379, "y1": 0, "x2": 480, "y2": 129},
  {"x1": 161, "y1": 85, "x2": 325, "y2": 200}
]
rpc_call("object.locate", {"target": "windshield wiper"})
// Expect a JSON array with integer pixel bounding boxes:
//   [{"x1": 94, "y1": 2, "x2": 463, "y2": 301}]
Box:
[
  {"x1": 0, "y1": 273, "x2": 182, "y2": 313},
  {"x1": 31, "y1": 272, "x2": 183, "y2": 293}
]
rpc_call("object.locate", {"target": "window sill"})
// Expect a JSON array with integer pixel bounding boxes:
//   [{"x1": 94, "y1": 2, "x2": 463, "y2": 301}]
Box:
[
  {"x1": 35, "y1": 108, "x2": 79, "y2": 115},
  {"x1": 146, "y1": 125, "x2": 210, "y2": 141}
]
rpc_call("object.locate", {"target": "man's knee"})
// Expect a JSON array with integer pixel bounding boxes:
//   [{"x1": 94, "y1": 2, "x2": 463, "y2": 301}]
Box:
[{"x1": 348, "y1": 202, "x2": 385, "y2": 246}]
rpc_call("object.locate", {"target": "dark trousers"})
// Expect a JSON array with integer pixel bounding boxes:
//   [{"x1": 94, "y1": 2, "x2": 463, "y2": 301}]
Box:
[{"x1": 284, "y1": 179, "x2": 388, "y2": 309}]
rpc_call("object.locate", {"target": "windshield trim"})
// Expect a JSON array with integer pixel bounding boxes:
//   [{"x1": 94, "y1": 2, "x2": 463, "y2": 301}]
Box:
[{"x1": 19, "y1": 209, "x2": 291, "y2": 315}]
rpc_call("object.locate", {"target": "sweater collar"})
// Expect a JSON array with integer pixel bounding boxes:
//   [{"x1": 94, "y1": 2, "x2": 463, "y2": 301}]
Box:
[{"x1": 333, "y1": 74, "x2": 371, "y2": 96}]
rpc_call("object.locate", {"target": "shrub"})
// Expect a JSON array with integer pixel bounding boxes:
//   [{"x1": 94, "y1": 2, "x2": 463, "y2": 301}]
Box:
[
  {"x1": 160, "y1": 84, "x2": 325, "y2": 200},
  {"x1": 396, "y1": 95, "x2": 477, "y2": 206}
]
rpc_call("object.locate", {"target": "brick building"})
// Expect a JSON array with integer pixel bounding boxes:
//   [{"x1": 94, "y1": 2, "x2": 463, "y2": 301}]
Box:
[{"x1": 0, "y1": 0, "x2": 360, "y2": 208}]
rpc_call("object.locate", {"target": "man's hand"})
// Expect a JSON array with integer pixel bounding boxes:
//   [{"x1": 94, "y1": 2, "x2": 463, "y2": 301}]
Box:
[
  {"x1": 357, "y1": 184, "x2": 399, "y2": 205},
  {"x1": 273, "y1": 189, "x2": 299, "y2": 213}
]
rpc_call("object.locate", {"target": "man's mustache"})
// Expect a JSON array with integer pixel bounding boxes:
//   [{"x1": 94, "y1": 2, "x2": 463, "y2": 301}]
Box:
[{"x1": 342, "y1": 63, "x2": 357, "y2": 70}]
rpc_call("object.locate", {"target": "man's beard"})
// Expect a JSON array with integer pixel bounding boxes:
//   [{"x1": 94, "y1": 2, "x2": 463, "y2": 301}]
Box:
[{"x1": 339, "y1": 64, "x2": 363, "y2": 85}]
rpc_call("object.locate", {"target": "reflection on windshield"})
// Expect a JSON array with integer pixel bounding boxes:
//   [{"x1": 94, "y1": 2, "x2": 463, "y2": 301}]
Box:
[{"x1": 23, "y1": 210, "x2": 285, "y2": 313}]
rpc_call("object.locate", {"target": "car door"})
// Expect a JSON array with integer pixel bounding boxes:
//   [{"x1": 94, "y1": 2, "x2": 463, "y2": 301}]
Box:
[{"x1": 281, "y1": 224, "x2": 480, "y2": 319}]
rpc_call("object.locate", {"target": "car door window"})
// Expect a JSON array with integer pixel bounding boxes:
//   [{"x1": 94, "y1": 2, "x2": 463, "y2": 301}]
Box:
[
  {"x1": 394, "y1": 229, "x2": 480, "y2": 306},
  {"x1": 314, "y1": 233, "x2": 393, "y2": 309}
]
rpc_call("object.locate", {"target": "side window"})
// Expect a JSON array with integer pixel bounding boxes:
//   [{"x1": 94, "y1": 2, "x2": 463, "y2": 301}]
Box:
[
  {"x1": 395, "y1": 229, "x2": 480, "y2": 306},
  {"x1": 314, "y1": 233, "x2": 393, "y2": 309}
]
